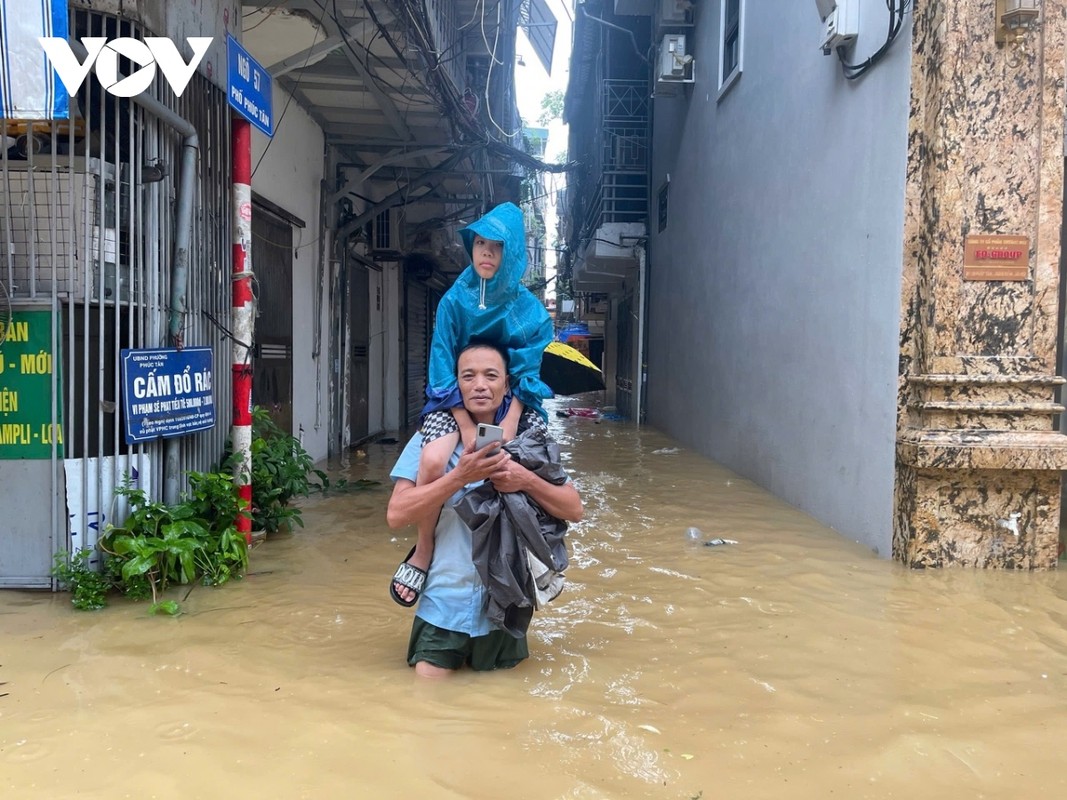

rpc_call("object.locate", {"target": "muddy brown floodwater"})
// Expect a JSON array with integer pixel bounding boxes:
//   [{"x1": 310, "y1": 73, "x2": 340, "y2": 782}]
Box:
[{"x1": 4, "y1": 397, "x2": 1067, "y2": 799}]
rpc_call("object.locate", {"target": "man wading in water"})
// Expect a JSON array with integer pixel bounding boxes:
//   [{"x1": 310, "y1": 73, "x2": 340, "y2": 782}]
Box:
[{"x1": 387, "y1": 342, "x2": 582, "y2": 676}]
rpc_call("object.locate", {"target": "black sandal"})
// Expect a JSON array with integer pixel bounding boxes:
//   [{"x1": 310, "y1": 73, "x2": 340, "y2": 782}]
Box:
[{"x1": 389, "y1": 546, "x2": 428, "y2": 607}]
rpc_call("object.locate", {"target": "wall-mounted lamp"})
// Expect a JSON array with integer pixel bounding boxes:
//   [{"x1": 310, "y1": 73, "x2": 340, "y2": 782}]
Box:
[{"x1": 996, "y1": 0, "x2": 1041, "y2": 45}]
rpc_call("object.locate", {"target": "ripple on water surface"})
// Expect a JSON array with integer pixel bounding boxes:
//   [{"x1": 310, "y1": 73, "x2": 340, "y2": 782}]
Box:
[{"x1": 3, "y1": 400, "x2": 1067, "y2": 798}]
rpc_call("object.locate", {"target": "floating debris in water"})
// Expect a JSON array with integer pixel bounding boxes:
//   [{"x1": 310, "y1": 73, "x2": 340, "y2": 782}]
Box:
[
  {"x1": 704, "y1": 538, "x2": 739, "y2": 547},
  {"x1": 652, "y1": 447, "x2": 681, "y2": 455}
]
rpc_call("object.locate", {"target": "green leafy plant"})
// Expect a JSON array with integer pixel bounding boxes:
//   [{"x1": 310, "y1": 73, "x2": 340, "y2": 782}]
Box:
[
  {"x1": 228, "y1": 406, "x2": 316, "y2": 533},
  {"x1": 184, "y1": 471, "x2": 250, "y2": 585},
  {"x1": 104, "y1": 552, "x2": 151, "y2": 601},
  {"x1": 51, "y1": 548, "x2": 111, "y2": 610},
  {"x1": 99, "y1": 471, "x2": 248, "y2": 615},
  {"x1": 537, "y1": 89, "x2": 564, "y2": 126}
]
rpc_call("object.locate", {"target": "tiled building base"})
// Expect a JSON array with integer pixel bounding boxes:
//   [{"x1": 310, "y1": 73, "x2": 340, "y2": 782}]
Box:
[{"x1": 895, "y1": 465, "x2": 1060, "y2": 569}]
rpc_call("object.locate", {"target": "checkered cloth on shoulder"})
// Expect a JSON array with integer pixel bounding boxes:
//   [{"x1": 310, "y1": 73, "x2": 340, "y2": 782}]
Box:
[
  {"x1": 420, "y1": 407, "x2": 546, "y2": 444},
  {"x1": 420, "y1": 409, "x2": 459, "y2": 443},
  {"x1": 520, "y1": 408, "x2": 548, "y2": 437}
]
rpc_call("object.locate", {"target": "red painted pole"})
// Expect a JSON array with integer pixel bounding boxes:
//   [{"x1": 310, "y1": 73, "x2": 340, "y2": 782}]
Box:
[{"x1": 231, "y1": 117, "x2": 254, "y2": 543}]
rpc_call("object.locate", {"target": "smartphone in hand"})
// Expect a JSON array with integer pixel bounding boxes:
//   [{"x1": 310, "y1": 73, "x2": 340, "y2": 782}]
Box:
[{"x1": 474, "y1": 423, "x2": 504, "y2": 452}]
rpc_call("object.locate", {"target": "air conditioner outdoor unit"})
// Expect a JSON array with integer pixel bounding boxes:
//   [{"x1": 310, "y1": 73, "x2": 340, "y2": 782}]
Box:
[
  {"x1": 0, "y1": 156, "x2": 125, "y2": 301},
  {"x1": 658, "y1": 34, "x2": 694, "y2": 83},
  {"x1": 815, "y1": 0, "x2": 859, "y2": 53},
  {"x1": 657, "y1": 0, "x2": 694, "y2": 28}
]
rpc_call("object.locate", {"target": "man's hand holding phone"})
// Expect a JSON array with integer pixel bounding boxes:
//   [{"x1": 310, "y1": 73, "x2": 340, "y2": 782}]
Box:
[{"x1": 454, "y1": 423, "x2": 508, "y2": 484}]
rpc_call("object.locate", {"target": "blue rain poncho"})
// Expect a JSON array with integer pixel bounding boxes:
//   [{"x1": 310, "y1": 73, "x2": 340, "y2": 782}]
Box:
[{"x1": 424, "y1": 202, "x2": 553, "y2": 418}]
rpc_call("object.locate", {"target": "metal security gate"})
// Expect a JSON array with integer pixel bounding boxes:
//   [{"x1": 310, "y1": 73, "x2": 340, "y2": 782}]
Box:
[
  {"x1": 0, "y1": 8, "x2": 232, "y2": 587},
  {"x1": 404, "y1": 279, "x2": 430, "y2": 428}
]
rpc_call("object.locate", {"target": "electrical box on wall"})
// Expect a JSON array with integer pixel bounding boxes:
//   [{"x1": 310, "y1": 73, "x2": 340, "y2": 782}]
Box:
[
  {"x1": 816, "y1": 0, "x2": 859, "y2": 54},
  {"x1": 657, "y1": 34, "x2": 694, "y2": 83}
]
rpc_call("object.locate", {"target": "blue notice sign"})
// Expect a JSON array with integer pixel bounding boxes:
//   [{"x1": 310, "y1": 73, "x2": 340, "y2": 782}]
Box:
[
  {"x1": 226, "y1": 34, "x2": 273, "y2": 136},
  {"x1": 121, "y1": 348, "x2": 216, "y2": 444}
]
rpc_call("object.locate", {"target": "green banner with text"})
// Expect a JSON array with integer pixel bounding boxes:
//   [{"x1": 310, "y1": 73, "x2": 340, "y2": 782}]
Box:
[{"x1": 0, "y1": 308, "x2": 64, "y2": 458}]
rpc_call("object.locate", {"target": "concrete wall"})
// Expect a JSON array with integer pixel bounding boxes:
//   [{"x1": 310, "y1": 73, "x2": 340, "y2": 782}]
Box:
[
  {"x1": 250, "y1": 83, "x2": 329, "y2": 462},
  {"x1": 647, "y1": 1, "x2": 912, "y2": 555}
]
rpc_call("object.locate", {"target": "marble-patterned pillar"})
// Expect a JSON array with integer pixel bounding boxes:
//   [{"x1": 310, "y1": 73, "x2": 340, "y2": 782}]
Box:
[{"x1": 895, "y1": 0, "x2": 1067, "y2": 568}]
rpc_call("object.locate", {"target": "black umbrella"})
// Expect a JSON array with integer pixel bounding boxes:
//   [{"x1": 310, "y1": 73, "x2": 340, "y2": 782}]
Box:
[{"x1": 540, "y1": 341, "x2": 605, "y2": 395}]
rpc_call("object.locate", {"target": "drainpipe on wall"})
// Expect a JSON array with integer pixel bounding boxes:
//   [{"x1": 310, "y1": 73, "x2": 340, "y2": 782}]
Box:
[
  {"x1": 70, "y1": 42, "x2": 200, "y2": 505},
  {"x1": 641, "y1": 41, "x2": 655, "y2": 430},
  {"x1": 634, "y1": 245, "x2": 646, "y2": 427},
  {"x1": 618, "y1": 235, "x2": 648, "y2": 427},
  {"x1": 313, "y1": 169, "x2": 330, "y2": 436},
  {"x1": 231, "y1": 118, "x2": 254, "y2": 542},
  {"x1": 162, "y1": 119, "x2": 200, "y2": 504}
]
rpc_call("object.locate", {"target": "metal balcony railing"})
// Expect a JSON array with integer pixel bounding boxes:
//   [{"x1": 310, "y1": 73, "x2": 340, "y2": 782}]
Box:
[
  {"x1": 602, "y1": 80, "x2": 648, "y2": 124},
  {"x1": 577, "y1": 80, "x2": 649, "y2": 238}
]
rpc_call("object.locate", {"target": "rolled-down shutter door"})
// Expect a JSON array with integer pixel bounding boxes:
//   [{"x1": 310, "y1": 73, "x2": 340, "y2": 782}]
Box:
[{"x1": 405, "y1": 280, "x2": 429, "y2": 427}]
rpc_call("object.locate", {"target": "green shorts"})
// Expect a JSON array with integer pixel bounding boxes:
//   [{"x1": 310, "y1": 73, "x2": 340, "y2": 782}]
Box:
[{"x1": 407, "y1": 617, "x2": 529, "y2": 672}]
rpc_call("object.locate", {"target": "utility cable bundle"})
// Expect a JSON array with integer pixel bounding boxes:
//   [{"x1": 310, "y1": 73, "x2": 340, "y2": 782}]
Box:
[{"x1": 837, "y1": 0, "x2": 912, "y2": 81}]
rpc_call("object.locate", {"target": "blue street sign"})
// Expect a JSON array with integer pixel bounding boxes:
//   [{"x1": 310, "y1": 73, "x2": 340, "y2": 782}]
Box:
[
  {"x1": 121, "y1": 348, "x2": 216, "y2": 444},
  {"x1": 226, "y1": 34, "x2": 273, "y2": 136}
]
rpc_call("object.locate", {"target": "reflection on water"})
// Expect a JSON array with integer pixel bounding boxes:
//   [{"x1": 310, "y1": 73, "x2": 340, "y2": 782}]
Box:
[{"x1": 4, "y1": 397, "x2": 1067, "y2": 798}]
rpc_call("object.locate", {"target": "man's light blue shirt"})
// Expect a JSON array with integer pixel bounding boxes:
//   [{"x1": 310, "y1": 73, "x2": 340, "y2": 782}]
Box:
[{"x1": 390, "y1": 433, "x2": 495, "y2": 636}]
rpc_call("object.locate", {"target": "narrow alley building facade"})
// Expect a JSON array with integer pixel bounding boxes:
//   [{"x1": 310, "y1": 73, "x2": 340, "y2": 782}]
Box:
[{"x1": 562, "y1": 1, "x2": 1067, "y2": 567}]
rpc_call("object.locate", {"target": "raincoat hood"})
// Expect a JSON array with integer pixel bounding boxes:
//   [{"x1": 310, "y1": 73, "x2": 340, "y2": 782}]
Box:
[
  {"x1": 423, "y1": 200, "x2": 553, "y2": 415},
  {"x1": 457, "y1": 202, "x2": 528, "y2": 308}
]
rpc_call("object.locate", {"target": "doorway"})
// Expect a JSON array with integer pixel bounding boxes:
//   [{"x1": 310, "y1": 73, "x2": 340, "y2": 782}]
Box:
[
  {"x1": 404, "y1": 278, "x2": 430, "y2": 429},
  {"x1": 251, "y1": 207, "x2": 294, "y2": 434},
  {"x1": 349, "y1": 264, "x2": 370, "y2": 444}
]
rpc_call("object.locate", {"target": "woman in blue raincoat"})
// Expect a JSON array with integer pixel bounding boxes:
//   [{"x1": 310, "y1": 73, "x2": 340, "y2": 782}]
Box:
[{"x1": 390, "y1": 201, "x2": 554, "y2": 606}]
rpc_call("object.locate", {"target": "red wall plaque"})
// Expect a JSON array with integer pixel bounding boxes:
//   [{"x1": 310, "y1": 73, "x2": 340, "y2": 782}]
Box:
[{"x1": 963, "y1": 235, "x2": 1030, "y2": 281}]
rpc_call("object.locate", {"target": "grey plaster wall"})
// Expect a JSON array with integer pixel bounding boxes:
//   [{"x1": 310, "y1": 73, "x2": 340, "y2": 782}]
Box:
[{"x1": 646, "y1": 1, "x2": 912, "y2": 555}]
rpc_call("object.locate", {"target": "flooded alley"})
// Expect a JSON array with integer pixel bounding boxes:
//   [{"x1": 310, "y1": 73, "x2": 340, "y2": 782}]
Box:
[{"x1": 4, "y1": 399, "x2": 1067, "y2": 799}]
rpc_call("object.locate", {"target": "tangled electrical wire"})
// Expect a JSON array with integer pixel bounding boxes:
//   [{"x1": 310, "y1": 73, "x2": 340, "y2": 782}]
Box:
[{"x1": 837, "y1": 0, "x2": 912, "y2": 81}]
